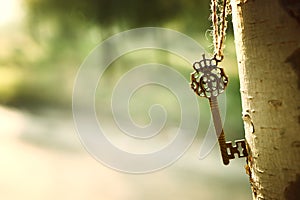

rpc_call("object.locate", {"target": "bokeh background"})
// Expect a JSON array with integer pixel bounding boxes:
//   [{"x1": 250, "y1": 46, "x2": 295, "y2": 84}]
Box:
[{"x1": 0, "y1": 0, "x2": 252, "y2": 199}]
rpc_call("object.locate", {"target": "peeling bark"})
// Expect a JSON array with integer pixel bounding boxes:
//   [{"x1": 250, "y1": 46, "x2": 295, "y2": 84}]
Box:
[{"x1": 231, "y1": 0, "x2": 300, "y2": 199}]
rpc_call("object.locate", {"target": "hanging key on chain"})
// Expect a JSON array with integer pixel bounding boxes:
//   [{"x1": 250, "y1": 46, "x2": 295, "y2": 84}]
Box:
[{"x1": 190, "y1": 0, "x2": 248, "y2": 165}]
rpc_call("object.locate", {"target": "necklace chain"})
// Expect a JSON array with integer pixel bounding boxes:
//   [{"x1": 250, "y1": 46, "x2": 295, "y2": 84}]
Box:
[{"x1": 211, "y1": 0, "x2": 230, "y2": 61}]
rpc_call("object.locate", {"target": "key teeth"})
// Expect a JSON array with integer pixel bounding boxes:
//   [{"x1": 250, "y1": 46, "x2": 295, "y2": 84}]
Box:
[{"x1": 226, "y1": 139, "x2": 248, "y2": 159}]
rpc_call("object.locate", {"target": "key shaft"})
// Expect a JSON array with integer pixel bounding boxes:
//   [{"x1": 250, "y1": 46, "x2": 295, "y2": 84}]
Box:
[{"x1": 209, "y1": 96, "x2": 230, "y2": 165}]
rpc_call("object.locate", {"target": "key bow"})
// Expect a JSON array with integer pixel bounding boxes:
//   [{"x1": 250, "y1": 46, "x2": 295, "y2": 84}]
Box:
[{"x1": 190, "y1": 54, "x2": 228, "y2": 98}]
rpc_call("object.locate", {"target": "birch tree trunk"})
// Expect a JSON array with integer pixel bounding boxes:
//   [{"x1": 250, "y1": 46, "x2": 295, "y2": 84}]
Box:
[{"x1": 231, "y1": 0, "x2": 300, "y2": 199}]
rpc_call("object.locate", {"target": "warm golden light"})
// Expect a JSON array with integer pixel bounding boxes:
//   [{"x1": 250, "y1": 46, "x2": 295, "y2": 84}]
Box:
[{"x1": 0, "y1": 0, "x2": 22, "y2": 26}]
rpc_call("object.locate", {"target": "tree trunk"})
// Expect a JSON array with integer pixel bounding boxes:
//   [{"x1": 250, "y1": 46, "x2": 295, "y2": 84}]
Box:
[{"x1": 231, "y1": 0, "x2": 300, "y2": 199}]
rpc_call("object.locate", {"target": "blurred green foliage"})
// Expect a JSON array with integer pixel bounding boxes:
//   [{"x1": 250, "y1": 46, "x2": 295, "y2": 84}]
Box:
[
  {"x1": 26, "y1": 0, "x2": 211, "y2": 28},
  {"x1": 3, "y1": 0, "x2": 213, "y2": 109},
  {"x1": 0, "y1": 0, "x2": 243, "y2": 138}
]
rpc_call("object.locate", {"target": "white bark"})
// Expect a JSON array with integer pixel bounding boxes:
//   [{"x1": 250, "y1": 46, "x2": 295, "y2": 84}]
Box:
[{"x1": 231, "y1": 0, "x2": 300, "y2": 199}]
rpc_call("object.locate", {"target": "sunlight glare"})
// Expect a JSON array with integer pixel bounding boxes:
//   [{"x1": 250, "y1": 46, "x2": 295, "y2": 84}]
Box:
[{"x1": 0, "y1": 0, "x2": 22, "y2": 26}]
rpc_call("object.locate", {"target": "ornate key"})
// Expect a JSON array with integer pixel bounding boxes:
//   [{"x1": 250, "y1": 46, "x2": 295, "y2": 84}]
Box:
[{"x1": 190, "y1": 54, "x2": 248, "y2": 165}]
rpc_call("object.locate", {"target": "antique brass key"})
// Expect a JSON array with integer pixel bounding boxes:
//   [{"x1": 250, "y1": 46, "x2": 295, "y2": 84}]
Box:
[{"x1": 190, "y1": 54, "x2": 248, "y2": 165}]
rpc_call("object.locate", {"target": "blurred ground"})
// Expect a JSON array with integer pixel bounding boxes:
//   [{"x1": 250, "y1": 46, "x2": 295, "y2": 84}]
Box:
[{"x1": 0, "y1": 106, "x2": 251, "y2": 200}]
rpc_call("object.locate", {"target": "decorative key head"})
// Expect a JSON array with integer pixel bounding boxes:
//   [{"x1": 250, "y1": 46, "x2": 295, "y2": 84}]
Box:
[{"x1": 190, "y1": 54, "x2": 228, "y2": 98}]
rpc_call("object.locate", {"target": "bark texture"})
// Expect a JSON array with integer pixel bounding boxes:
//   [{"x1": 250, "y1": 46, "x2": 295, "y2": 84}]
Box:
[{"x1": 231, "y1": 0, "x2": 300, "y2": 199}]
